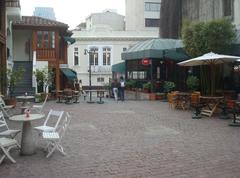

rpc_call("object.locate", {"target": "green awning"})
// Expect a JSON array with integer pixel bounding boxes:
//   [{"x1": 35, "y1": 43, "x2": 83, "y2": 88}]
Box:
[
  {"x1": 60, "y1": 68, "x2": 77, "y2": 81},
  {"x1": 121, "y1": 38, "x2": 189, "y2": 61},
  {"x1": 112, "y1": 62, "x2": 125, "y2": 73},
  {"x1": 63, "y1": 36, "x2": 75, "y2": 44}
]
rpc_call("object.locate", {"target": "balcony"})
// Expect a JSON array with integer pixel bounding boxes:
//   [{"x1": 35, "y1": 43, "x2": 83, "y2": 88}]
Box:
[
  {"x1": 91, "y1": 66, "x2": 112, "y2": 74},
  {"x1": 36, "y1": 48, "x2": 56, "y2": 59}
]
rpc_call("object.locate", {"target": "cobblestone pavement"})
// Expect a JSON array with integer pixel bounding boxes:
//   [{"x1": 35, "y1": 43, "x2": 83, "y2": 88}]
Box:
[{"x1": 1, "y1": 98, "x2": 240, "y2": 178}]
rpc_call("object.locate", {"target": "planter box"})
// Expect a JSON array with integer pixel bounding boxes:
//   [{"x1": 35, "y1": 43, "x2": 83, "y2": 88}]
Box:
[
  {"x1": 156, "y1": 93, "x2": 165, "y2": 100},
  {"x1": 125, "y1": 91, "x2": 158, "y2": 100}
]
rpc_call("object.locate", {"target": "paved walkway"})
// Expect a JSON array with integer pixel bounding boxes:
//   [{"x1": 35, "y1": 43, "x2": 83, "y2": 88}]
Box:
[{"x1": 1, "y1": 99, "x2": 240, "y2": 178}]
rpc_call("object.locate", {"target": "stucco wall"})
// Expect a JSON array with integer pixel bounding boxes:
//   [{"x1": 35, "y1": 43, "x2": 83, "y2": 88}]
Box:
[
  {"x1": 13, "y1": 29, "x2": 32, "y2": 61},
  {"x1": 125, "y1": 0, "x2": 161, "y2": 31},
  {"x1": 86, "y1": 11, "x2": 124, "y2": 31},
  {"x1": 234, "y1": 0, "x2": 240, "y2": 30}
]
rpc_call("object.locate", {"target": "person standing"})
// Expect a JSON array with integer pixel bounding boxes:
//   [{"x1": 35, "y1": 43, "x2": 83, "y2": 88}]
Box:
[
  {"x1": 111, "y1": 79, "x2": 120, "y2": 101},
  {"x1": 119, "y1": 76, "x2": 125, "y2": 101}
]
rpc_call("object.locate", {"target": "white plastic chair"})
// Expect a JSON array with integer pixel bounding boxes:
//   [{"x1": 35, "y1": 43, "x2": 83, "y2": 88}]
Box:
[
  {"x1": 0, "y1": 111, "x2": 21, "y2": 138},
  {"x1": 0, "y1": 137, "x2": 20, "y2": 164},
  {"x1": 0, "y1": 97, "x2": 14, "y2": 118},
  {"x1": 34, "y1": 109, "x2": 64, "y2": 133},
  {"x1": 43, "y1": 112, "x2": 71, "y2": 158},
  {"x1": 32, "y1": 94, "x2": 48, "y2": 113}
]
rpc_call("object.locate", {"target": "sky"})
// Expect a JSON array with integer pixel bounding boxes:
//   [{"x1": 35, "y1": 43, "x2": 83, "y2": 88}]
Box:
[{"x1": 20, "y1": 0, "x2": 125, "y2": 29}]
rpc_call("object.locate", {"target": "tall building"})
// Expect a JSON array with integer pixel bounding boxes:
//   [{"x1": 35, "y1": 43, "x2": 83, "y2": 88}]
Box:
[
  {"x1": 160, "y1": 0, "x2": 240, "y2": 39},
  {"x1": 33, "y1": 7, "x2": 56, "y2": 20},
  {"x1": 125, "y1": 0, "x2": 161, "y2": 33}
]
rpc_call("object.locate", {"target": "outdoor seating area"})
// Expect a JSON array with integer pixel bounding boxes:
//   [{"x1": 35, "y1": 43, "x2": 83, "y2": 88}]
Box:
[
  {"x1": 0, "y1": 93, "x2": 72, "y2": 163},
  {"x1": 56, "y1": 89, "x2": 81, "y2": 104},
  {"x1": 0, "y1": 99, "x2": 240, "y2": 177}
]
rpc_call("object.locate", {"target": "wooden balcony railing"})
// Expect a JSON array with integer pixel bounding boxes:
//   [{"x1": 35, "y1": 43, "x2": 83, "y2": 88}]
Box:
[{"x1": 36, "y1": 48, "x2": 56, "y2": 59}]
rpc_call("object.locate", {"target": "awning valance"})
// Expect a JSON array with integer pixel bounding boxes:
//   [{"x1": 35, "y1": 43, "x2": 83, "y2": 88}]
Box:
[
  {"x1": 60, "y1": 68, "x2": 77, "y2": 81},
  {"x1": 112, "y1": 62, "x2": 125, "y2": 73},
  {"x1": 63, "y1": 36, "x2": 75, "y2": 44},
  {"x1": 121, "y1": 38, "x2": 189, "y2": 61}
]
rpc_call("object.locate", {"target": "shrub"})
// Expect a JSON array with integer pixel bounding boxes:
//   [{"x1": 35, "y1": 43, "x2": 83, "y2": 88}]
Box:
[
  {"x1": 186, "y1": 75, "x2": 199, "y2": 92},
  {"x1": 163, "y1": 81, "x2": 176, "y2": 93}
]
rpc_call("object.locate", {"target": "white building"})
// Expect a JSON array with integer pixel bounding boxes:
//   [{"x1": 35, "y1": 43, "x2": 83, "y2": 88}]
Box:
[
  {"x1": 68, "y1": 8, "x2": 159, "y2": 87},
  {"x1": 125, "y1": 0, "x2": 161, "y2": 32}
]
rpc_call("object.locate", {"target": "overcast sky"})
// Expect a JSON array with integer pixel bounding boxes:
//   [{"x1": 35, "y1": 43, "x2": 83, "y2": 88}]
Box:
[{"x1": 20, "y1": 0, "x2": 125, "y2": 29}]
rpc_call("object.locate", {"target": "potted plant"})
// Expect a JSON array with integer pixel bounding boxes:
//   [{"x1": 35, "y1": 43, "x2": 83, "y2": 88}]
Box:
[
  {"x1": 187, "y1": 75, "x2": 200, "y2": 104},
  {"x1": 163, "y1": 81, "x2": 176, "y2": 93},
  {"x1": 125, "y1": 80, "x2": 137, "y2": 91},
  {"x1": 5, "y1": 67, "x2": 25, "y2": 106},
  {"x1": 186, "y1": 75, "x2": 200, "y2": 92},
  {"x1": 163, "y1": 81, "x2": 176, "y2": 101},
  {"x1": 143, "y1": 82, "x2": 151, "y2": 93}
]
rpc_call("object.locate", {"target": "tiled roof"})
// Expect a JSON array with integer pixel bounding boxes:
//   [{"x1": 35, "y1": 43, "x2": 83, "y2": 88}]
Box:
[{"x1": 13, "y1": 16, "x2": 68, "y2": 28}]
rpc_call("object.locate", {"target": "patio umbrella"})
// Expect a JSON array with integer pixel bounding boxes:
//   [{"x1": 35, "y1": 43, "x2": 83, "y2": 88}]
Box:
[{"x1": 178, "y1": 52, "x2": 240, "y2": 95}]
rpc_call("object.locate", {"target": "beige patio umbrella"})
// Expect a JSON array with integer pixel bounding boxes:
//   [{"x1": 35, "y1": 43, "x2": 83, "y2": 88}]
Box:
[{"x1": 178, "y1": 52, "x2": 240, "y2": 95}]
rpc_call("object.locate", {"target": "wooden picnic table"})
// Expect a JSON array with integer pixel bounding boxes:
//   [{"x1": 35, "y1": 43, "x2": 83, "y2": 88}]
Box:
[
  {"x1": 200, "y1": 96, "x2": 224, "y2": 117},
  {"x1": 174, "y1": 92, "x2": 191, "y2": 110}
]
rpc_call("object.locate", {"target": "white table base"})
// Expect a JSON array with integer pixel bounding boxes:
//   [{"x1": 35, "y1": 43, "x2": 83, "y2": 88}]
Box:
[{"x1": 20, "y1": 121, "x2": 35, "y2": 155}]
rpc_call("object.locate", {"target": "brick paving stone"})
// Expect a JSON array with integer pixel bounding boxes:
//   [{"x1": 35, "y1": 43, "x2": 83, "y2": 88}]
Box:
[{"x1": 0, "y1": 99, "x2": 240, "y2": 178}]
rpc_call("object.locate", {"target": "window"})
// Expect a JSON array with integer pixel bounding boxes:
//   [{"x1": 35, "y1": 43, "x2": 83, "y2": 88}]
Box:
[
  {"x1": 37, "y1": 31, "x2": 55, "y2": 48},
  {"x1": 123, "y1": 47, "x2": 127, "y2": 52},
  {"x1": 145, "y1": 18, "x2": 160, "y2": 27},
  {"x1": 97, "y1": 77, "x2": 104, "y2": 82},
  {"x1": 89, "y1": 47, "x2": 98, "y2": 66},
  {"x1": 74, "y1": 47, "x2": 79, "y2": 65},
  {"x1": 145, "y1": 2, "x2": 161, "y2": 12},
  {"x1": 127, "y1": 71, "x2": 147, "y2": 80},
  {"x1": 223, "y1": 0, "x2": 233, "y2": 17},
  {"x1": 103, "y1": 47, "x2": 111, "y2": 66}
]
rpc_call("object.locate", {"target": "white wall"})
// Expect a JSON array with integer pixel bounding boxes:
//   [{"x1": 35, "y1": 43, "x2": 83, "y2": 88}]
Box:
[
  {"x1": 69, "y1": 40, "x2": 133, "y2": 86},
  {"x1": 125, "y1": 0, "x2": 161, "y2": 31},
  {"x1": 86, "y1": 11, "x2": 124, "y2": 31},
  {"x1": 13, "y1": 29, "x2": 32, "y2": 61},
  {"x1": 234, "y1": 0, "x2": 240, "y2": 30}
]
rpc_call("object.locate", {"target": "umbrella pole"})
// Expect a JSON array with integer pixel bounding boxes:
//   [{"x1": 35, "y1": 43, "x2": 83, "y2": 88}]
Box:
[{"x1": 211, "y1": 64, "x2": 215, "y2": 96}]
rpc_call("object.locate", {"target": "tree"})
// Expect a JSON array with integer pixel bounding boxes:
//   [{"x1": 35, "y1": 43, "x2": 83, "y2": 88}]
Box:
[
  {"x1": 182, "y1": 18, "x2": 236, "y2": 57},
  {"x1": 182, "y1": 18, "x2": 236, "y2": 95},
  {"x1": 7, "y1": 67, "x2": 25, "y2": 98},
  {"x1": 34, "y1": 67, "x2": 54, "y2": 93}
]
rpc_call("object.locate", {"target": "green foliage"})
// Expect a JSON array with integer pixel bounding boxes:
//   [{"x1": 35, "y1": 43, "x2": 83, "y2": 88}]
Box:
[
  {"x1": 143, "y1": 82, "x2": 151, "y2": 90},
  {"x1": 7, "y1": 67, "x2": 25, "y2": 97},
  {"x1": 182, "y1": 18, "x2": 236, "y2": 57},
  {"x1": 125, "y1": 80, "x2": 137, "y2": 89},
  {"x1": 33, "y1": 67, "x2": 54, "y2": 93},
  {"x1": 163, "y1": 81, "x2": 176, "y2": 93},
  {"x1": 186, "y1": 75, "x2": 200, "y2": 91}
]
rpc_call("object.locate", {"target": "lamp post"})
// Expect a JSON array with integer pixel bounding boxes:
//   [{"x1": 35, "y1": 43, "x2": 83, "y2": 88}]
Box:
[{"x1": 84, "y1": 49, "x2": 96, "y2": 103}]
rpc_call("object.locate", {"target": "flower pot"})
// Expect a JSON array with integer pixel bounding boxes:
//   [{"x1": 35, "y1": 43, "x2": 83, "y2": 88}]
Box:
[
  {"x1": 149, "y1": 93, "x2": 156, "y2": 100},
  {"x1": 4, "y1": 98, "x2": 16, "y2": 108}
]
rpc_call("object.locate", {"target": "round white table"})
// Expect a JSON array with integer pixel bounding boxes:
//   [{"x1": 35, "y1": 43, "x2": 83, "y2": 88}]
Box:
[{"x1": 10, "y1": 114, "x2": 45, "y2": 155}]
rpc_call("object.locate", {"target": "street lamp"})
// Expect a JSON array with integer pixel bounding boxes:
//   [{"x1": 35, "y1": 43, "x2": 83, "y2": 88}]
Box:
[{"x1": 84, "y1": 48, "x2": 96, "y2": 103}]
